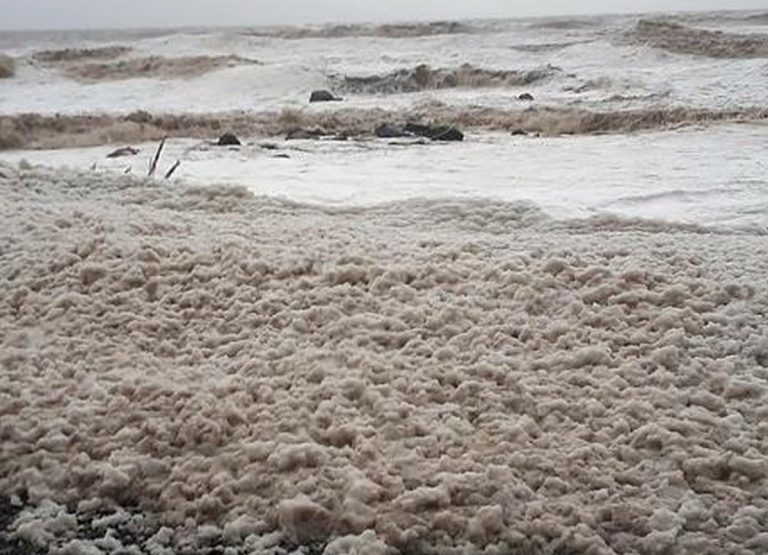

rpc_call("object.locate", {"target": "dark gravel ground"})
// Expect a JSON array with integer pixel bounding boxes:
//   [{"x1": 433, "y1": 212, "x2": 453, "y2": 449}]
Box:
[
  {"x1": 0, "y1": 493, "x2": 336, "y2": 555},
  {"x1": 0, "y1": 494, "x2": 43, "y2": 555}
]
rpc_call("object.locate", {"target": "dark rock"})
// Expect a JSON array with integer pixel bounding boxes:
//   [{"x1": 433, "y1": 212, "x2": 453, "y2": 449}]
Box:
[
  {"x1": 285, "y1": 128, "x2": 328, "y2": 140},
  {"x1": 374, "y1": 123, "x2": 408, "y2": 138},
  {"x1": 309, "y1": 90, "x2": 342, "y2": 103},
  {"x1": 106, "y1": 146, "x2": 139, "y2": 158},
  {"x1": 405, "y1": 122, "x2": 463, "y2": 142},
  {"x1": 518, "y1": 93, "x2": 534, "y2": 101},
  {"x1": 216, "y1": 133, "x2": 241, "y2": 146},
  {"x1": 510, "y1": 129, "x2": 528, "y2": 136},
  {"x1": 259, "y1": 143, "x2": 279, "y2": 150},
  {"x1": 273, "y1": 153, "x2": 291, "y2": 159},
  {"x1": 0, "y1": 495, "x2": 44, "y2": 555},
  {"x1": 429, "y1": 126, "x2": 464, "y2": 141},
  {"x1": 404, "y1": 122, "x2": 433, "y2": 137}
]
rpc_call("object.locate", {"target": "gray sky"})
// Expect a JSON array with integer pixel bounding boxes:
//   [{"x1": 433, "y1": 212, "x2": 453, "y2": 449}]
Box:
[{"x1": 0, "y1": 0, "x2": 765, "y2": 30}]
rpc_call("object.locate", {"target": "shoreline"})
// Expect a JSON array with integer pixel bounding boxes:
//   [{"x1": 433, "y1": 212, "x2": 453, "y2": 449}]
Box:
[{"x1": 2, "y1": 105, "x2": 767, "y2": 151}]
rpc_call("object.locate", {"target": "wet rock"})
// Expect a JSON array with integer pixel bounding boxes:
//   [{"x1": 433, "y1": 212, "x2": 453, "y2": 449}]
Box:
[
  {"x1": 309, "y1": 90, "x2": 342, "y2": 103},
  {"x1": 429, "y1": 126, "x2": 464, "y2": 141},
  {"x1": 285, "y1": 128, "x2": 348, "y2": 141},
  {"x1": 106, "y1": 147, "x2": 139, "y2": 158},
  {"x1": 404, "y1": 123, "x2": 433, "y2": 137},
  {"x1": 405, "y1": 122, "x2": 464, "y2": 142},
  {"x1": 259, "y1": 143, "x2": 279, "y2": 150},
  {"x1": 273, "y1": 154, "x2": 291, "y2": 159},
  {"x1": 510, "y1": 129, "x2": 528, "y2": 136},
  {"x1": 216, "y1": 133, "x2": 241, "y2": 146},
  {"x1": 518, "y1": 92, "x2": 535, "y2": 101},
  {"x1": 374, "y1": 123, "x2": 408, "y2": 138},
  {"x1": 285, "y1": 128, "x2": 328, "y2": 140}
]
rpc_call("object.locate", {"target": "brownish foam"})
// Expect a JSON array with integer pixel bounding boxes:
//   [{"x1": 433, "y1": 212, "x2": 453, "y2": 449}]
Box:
[
  {"x1": 1, "y1": 105, "x2": 766, "y2": 150},
  {"x1": 336, "y1": 64, "x2": 561, "y2": 94},
  {"x1": 627, "y1": 19, "x2": 768, "y2": 58}
]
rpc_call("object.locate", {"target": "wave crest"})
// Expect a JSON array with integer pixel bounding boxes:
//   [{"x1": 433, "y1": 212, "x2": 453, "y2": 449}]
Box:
[
  {"x1": 56, "y1": 55, "x2": 260, "y2": 82},
  {"x1": 33, "y1": 45, "x2": 131, "y2": 63},
  {"x1": 334, "y1": 64, "x2": 561, "y2": 94},
  {"x1": 627, "y1": 19, "x2": 768, "y2": 58},
  {"x1": 262, "y1": 20, "x2": 473, "y2": 39},
  {"x1": 0, "y1": 53, "x2": 14, "y2": 79}
]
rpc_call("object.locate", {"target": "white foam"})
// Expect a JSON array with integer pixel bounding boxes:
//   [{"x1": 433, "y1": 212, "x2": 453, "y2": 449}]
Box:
[{"x1": 2, "y1": 123, "x2": 766, "y2": 229}]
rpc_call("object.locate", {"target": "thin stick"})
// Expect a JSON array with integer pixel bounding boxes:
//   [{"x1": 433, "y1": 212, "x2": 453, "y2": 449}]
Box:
[
  {"x1": 148, "y1": 137, "x2": 166, "y2": 177},
  {"x1": 164, "y1": 160, "x2": 181, "y2": 179}
]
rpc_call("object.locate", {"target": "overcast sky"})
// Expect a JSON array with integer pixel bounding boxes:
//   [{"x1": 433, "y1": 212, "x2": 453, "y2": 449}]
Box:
[{"x1": 0, "y1": 0, "x2": 765, "y2": 30}]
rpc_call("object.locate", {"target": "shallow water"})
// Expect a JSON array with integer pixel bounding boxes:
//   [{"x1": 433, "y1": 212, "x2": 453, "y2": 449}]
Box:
[{"x1": 2, "y1": 123, "x2": 766, "y2": 230}]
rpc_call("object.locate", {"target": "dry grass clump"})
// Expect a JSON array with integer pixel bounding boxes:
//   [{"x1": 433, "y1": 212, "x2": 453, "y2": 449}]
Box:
[{"x1": 0, "y1": 54, "x2": 15, "y2": 79}]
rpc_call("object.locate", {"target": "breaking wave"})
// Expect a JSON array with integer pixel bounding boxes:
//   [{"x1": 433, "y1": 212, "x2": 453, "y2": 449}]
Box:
[
  {"x1": 1, "y1": 105, "x2": 766, "y2": 150},
  {"x1": 53, "y1": 55, "x2": 259, "y2": 82},
  {"x1": 0, "y1": 53, "x2": 14, "y2": 79},
  {"x1": 334, "y1": 64, "x2": 561, "y2": 94},
  {"x1": 743, "y1": 11, "x2": 768, "y2": 23},
  {"x1": 627, "y1": 19, "x2": 768, "y2": 58},
  {"x1": 32, "y1": 45, "x2": 132, "y2": 63},
  {"x1": 527, "y1": 17, "x2": 602, "y2": 30},
  {"x1": 260, "y1": 20, "x2": 474, "y2": 39},
  {"x1": 509, "y1": 40, "x2": 590, "y2": 53},
  {"x1": 609, "y1": 187, "x2": 735, "y2": 206}
]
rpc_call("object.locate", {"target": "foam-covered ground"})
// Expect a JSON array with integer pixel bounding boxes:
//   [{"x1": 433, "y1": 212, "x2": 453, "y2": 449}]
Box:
[{"x1": 1, "y1": 162, "x2": 768, "y2": 554}]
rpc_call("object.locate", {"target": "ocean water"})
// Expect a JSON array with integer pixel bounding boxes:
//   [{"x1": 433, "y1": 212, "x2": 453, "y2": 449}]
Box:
[{"x1": 1, "y1": 10, "x2": 767, "y2": 229}]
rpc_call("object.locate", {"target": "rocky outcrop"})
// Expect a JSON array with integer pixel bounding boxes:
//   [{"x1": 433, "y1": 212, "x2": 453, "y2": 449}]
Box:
[
  {"x1": 404, "y1": 122, "x2": 464, "y2": 141},
  {"x1": 373, "y1": 122, "x2": 464, "y2": 141},
  {"x1": 285, "y1": 128, "x2": 348, "y2": 141},
  {"x1": 374, "y1": 123, "x2": 409, "y2": 138},
  {"x1": 309, "y1": 90, "x2": 342, "y2": 103},
  {"x1": 217, "y1": 133, "x2": 241, "y2": 146}
]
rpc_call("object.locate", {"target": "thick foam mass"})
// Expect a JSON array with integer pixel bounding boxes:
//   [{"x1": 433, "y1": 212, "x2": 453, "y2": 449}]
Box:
[{"x1": 1, "y1": 164, "x2": 767, "y2": 553}]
